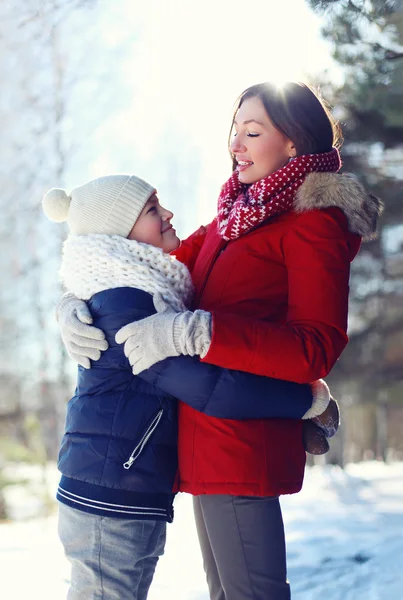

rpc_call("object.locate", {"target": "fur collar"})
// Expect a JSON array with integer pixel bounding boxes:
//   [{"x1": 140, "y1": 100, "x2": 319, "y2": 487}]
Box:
[
  {"x1": 60, "y1": 234, "x2": 193, "y2": 310},
  {"x1": 295, "y1": 172, "x2": 384, "y2": 241}
]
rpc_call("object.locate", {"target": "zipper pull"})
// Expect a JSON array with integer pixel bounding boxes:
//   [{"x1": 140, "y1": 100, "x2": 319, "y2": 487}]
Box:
[
  {"x1": 123, "y1": 457, "x2": 135, "y2": 470},
  {"x1": 123, "y1": 408, "x2": 164, "y2": 470}
]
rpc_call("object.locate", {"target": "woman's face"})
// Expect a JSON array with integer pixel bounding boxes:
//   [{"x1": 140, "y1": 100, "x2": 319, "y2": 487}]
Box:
[{"x1": 230, "y1": 96, "x2": 296, "y2": 184}]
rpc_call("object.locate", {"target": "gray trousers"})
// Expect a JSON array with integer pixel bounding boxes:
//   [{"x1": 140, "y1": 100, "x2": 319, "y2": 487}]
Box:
[{"x1": 193, "y1": 495, "x2": 291, "y2": 600}]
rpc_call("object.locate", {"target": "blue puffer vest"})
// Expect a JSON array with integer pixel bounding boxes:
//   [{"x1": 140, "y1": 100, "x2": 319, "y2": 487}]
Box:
[{"x1": 57, "y1": 288, "x2": 178, "y2": 521}]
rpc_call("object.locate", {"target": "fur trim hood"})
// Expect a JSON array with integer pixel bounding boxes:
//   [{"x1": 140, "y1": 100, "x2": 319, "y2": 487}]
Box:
[{"x1": 295, "y1": 172, "x2": 384, "y2": 241}]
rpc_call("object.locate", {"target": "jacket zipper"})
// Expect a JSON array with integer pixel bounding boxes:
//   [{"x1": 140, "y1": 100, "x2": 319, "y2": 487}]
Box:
[
  {"x1": 195, "y1": 240, "x2": 228, "y2": 307},
  {"x1": 123, "y1": 409, "x2": 164, "y2": 470}
]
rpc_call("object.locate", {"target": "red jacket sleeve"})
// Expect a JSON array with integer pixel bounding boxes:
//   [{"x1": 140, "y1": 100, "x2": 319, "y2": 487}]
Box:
[
  {"x1": 171, "y1": 225, "x2": 209, "y2": 271},
  {"x1": 202, "y1": 208, "x2": 361, "y2": 384}
]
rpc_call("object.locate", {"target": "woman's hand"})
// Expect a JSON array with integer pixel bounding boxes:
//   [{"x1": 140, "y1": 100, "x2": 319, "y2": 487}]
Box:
[
  {"x1": 57, "y1": 293, "x2": 108, "y2": 368},
  {"x1": 115, "y1": 294, "x2": 181, "y2": 374},
  {"x1": 115, "y1": 293, "x2": 212, "y2": 375}
]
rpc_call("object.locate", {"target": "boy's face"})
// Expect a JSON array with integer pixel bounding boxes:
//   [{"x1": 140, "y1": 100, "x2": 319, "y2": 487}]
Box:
[{"x1": 127, "y1": 194, "x2": 180, "y2": 253}]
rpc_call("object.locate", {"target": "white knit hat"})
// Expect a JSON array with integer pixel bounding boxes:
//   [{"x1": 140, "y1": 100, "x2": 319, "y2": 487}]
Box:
[{"x1": 42, "y1": 174, "x2": 156, "y2": 237}]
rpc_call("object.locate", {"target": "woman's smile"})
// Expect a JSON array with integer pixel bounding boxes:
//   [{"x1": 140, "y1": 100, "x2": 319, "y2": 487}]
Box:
[{"x1": 236, "y1": 160, "x2": 254, "y2": 172}]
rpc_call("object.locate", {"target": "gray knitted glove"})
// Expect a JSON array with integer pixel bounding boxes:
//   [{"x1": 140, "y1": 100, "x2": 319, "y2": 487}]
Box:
[
  {"x1": 56, "y1": 293, "x2": 108, "y2": 369},
  {"x1": 115, "y1": 293, "x2": 212, "y2": 375}
]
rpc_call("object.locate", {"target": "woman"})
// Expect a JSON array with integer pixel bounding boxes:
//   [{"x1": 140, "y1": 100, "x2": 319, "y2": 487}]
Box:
[{"x1": 58, "y1": 82, "x2": 382, "y2": 599}]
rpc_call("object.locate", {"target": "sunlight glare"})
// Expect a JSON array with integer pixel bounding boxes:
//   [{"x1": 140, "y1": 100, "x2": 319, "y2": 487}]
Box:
[{"x1": 84, "y1": 0, "x2": 338, "y2": 230}]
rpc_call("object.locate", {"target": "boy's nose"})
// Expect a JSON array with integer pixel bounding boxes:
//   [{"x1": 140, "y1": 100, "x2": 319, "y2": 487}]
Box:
[{"x1": 162, "y1": 207, "x2": 173, "y2": 220}]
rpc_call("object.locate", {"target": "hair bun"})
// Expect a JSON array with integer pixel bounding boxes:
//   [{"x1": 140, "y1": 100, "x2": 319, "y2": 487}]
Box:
[{"x1": 42, "y1": 188, "x2": 71, "y2": 222}]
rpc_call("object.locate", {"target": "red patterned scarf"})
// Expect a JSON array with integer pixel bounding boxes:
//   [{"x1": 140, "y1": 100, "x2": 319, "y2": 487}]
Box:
[{"x1": 217, "y1": 148, "x2": 341, "y2": 240}]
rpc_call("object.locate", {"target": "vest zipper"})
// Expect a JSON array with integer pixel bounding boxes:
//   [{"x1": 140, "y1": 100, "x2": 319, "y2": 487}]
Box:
[{"x1": 123, "y1": 408, "x2": 164, "y2": 470}]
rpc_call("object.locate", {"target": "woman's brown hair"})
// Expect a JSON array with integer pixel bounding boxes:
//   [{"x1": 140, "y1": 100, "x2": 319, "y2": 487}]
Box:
[{"x1": 229, "y1": 81, "x2": 343, "y2": 171}]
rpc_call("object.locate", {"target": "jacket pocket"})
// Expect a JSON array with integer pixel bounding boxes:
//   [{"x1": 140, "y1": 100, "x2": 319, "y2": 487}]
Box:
[{"x1": 123, "y1": 408, "x2": 164, "y2": 470}]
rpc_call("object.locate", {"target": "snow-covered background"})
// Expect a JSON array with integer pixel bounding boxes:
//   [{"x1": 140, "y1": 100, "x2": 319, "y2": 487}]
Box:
[
  {"x1": 2, "y1": 3, "x2": 403, "y2": 599},
  {"x1": 1, "y1": 461, "x2": 402, "y2": 599}
]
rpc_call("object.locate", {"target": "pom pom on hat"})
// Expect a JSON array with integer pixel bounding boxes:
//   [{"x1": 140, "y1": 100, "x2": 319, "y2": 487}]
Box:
[{"x1": 42, "y1": 188, "x2": 71, "y2": 222}]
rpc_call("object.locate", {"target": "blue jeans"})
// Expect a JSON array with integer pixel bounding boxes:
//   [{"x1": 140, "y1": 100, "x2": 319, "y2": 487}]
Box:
[{"x1": 58, "y1": 502, "x2": 166, "y2": 599}]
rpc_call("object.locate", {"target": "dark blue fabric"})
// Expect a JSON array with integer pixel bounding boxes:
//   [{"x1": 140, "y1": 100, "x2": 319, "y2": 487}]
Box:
[
  {"x1": 58, "y1": 287, "x2": 313, "y2": 520},
  {"x1": 58, "y1": 288, "x2": 179, "y2": 520},
  {"x1": 140, "y1": 356, "x2": 313, "y2": 419}
]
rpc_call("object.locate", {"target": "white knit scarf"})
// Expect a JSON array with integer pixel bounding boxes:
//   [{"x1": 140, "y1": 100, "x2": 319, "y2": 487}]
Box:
[{"x1": 60, "y1": 234, "x2": 193, "y2": 311}]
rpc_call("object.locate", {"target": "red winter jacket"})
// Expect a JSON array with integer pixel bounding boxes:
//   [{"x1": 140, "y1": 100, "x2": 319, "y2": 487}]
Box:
[{"x1": 173, "y1": 172, "x2": 381, "y2": 497}]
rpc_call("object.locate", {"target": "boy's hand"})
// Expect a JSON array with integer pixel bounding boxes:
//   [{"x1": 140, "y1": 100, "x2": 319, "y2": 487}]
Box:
[
  {"x1": 116, "y1": 293, "x2": 212, "y2": 375},
  {"x1": 116, "y1": 293, "x2": 180, "y2": 374}
]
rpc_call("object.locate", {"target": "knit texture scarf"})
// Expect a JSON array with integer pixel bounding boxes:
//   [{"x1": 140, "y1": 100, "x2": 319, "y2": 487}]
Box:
[
  {"x1": 217, "y1": 148, "x2": 341, "y2": 240},
  {"x1": 60, "y1": 234, "x2": 193, "y2": 311}
]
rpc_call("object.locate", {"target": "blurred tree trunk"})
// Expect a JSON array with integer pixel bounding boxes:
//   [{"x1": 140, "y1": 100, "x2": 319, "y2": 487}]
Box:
[
  {"x1": 376, "y1": 392, "x2": 389, "y2": 461},
  {"x1": 0, "y1": 0, "x2": 98, "y2": 463}
]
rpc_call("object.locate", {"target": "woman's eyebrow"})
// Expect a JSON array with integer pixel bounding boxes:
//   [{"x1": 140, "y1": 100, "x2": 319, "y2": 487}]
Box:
[{"x1": 233, "y1": 119, "x2": 264, "y2": 126}]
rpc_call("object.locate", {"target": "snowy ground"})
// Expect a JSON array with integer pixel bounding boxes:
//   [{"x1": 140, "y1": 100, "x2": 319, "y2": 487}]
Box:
[{"x1": 1, "y1": 461, "x2": 402, "y2": 599}]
